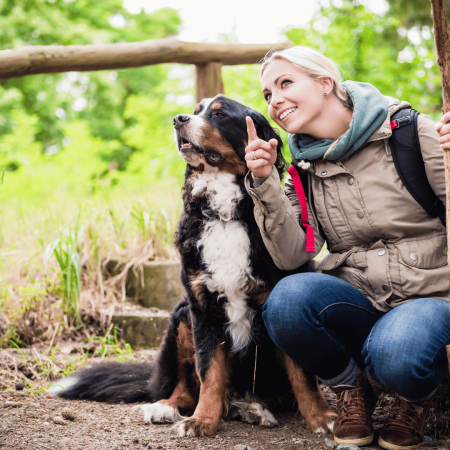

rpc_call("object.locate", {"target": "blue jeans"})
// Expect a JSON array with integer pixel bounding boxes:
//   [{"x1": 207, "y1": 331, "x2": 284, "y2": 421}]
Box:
[{"x1": 262, "y1": 273, "x2": 450, "y2": 402}]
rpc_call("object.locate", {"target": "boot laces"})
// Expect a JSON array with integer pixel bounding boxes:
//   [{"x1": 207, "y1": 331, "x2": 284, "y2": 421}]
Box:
[
  {"x1": 385, "y1": 397, "x2": 425, "y2": 433},
  {"x1": 337, "y1": 388, "x2": 369, "y2": 426}
]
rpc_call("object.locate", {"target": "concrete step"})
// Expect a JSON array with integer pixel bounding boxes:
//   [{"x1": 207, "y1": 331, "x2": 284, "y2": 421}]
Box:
[
  {"x1": 111, "y1": 308, "x2": 170, "y2": 349},
  {"x1": 107, "y1": 260, "x2": 186, "y2": 310}
]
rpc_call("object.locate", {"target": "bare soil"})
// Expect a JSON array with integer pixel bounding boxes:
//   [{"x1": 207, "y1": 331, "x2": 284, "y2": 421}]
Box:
[{"x1": 1, "y1": 348, "x2": 449, "y2": 450}]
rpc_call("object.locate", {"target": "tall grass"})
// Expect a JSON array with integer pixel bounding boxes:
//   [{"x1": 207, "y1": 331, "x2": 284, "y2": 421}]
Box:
[
  {"x1": 0, "y1": 180, "x2": 181, "y2": 348},
  {"x1": 45, "y1": 210, "x2": 83, "y2": 326}
]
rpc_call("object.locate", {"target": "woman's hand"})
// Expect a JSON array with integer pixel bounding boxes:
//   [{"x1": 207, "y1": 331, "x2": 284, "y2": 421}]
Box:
[
  {"x1": 245, "y1": 116, "x2": 278, "y2": 178},
  {"x1": 436, "y1": 111, "x2": 450, "y2": 150}
]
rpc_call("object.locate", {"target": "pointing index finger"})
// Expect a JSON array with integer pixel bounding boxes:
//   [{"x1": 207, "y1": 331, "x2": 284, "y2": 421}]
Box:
[{"x1": 246, "y1": 116, "x2": 258, "y2": 142}]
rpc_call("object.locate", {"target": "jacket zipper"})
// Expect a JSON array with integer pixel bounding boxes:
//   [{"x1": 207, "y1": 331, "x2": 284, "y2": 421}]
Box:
[{"x1": 321, "y1": 180, "x2": 340, "y2": 241}]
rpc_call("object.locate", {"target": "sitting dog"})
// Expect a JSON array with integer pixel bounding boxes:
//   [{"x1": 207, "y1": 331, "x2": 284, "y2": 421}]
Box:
[{"x1": 56, "y1": 95, "x2": 336, "y2": 437}]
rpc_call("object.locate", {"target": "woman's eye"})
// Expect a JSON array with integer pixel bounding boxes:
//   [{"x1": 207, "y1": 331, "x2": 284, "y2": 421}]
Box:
[
  {"x1": 281, "y1": 80, "x2": 292, "y2": 88},
  {"x1": 264, "y1": 93, "x2": 272, "y2": 102}
]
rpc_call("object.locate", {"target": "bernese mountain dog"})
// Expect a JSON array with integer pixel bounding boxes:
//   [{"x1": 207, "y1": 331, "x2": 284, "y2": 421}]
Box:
[{"x1": 55, "y1": 95, "x2": 336, "y2": 437}]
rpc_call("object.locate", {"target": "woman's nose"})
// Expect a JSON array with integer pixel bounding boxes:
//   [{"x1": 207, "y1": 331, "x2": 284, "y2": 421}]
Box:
[{"x1": 270, "y1": 90, "x2": 284, "y2": 106}]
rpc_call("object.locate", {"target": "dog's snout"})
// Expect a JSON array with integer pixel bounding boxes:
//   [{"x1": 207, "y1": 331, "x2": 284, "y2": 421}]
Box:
[{"x1": 173, "y1": 114, "x2": 190, "y2": 128}]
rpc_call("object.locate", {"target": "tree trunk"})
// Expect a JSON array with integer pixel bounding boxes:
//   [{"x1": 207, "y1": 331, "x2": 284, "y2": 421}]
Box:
[
  {"x1": 431, "y1": 0, "x2": 450, "y2": 370},
  {"x1": 0, "y1": 39, "x2": 289, "y2": 80}
]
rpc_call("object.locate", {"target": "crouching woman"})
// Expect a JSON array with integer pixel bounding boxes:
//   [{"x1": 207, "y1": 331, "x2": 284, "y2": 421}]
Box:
[{"x1": 245, "y1": 46, "x2": 450, "y2": 449}]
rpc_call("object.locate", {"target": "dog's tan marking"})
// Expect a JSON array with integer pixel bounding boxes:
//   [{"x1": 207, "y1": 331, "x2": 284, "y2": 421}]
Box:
[
  {"x1": 201, "y1": 122, "x2": 246, "y2": 175},
  {"x1": 210, "y1": 101, "x2": 222, "y2": 111},
  {"x1": 282, "y1": 352, "x2": 336, "y2": 433},
  {"x1": 188, "y1": 166, "x2": 205, "y2": 178},
  {"x1": 159, "y1": 321, "x2": 198, "y2": 412},
  {"x1": 189, "y1": 271, "x2": 210, "y2": 306},
  {"x1": 178, "y1": 346, "x2": 230, "y2": 437},
  {"x1": 246, "y1": 278, "x2": 271, "y2": 306},
  {"x1": 194, "y1": 103, "x2": 202, "y2": 114},
  {"x1": 177, "y1": 321, "x2": 196, "y2": 364}
]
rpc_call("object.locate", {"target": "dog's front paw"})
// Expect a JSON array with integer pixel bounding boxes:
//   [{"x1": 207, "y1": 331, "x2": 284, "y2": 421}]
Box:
[
  {"x1": 306, "y1": 411, "x2": 336, "y2": 434},
  {"x1": 177, "y1": 416, "x2": 220, "y2": 437},
  {"x1": 141, "y1": 402, "x2": 186, "y2": 424}
]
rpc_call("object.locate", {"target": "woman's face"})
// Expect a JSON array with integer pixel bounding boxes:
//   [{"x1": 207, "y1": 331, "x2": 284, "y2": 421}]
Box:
[{"x1": 261, "y1": 59, "x2": 329, "y2": 136}]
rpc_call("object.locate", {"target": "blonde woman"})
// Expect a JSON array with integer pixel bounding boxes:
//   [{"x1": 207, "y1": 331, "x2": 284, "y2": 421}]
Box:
[{"x1": 244, "y1": 46, "x2": 450, "y2": 450}]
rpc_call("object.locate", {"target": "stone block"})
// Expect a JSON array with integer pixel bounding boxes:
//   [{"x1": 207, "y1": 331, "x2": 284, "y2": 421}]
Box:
[
  {"x1": 107, "y1": 260, "x2": 186, "y2": 310},
  {"x1": 111, "y1": 309, "x2": 170, "y2": 349}
]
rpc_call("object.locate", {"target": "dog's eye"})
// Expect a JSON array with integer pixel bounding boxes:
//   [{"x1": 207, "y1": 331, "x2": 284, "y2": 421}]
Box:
[
  {"x1": 214, "y1": 112, "x2": 225, "y2": 117},
  {"x1": 206, "y1": 153, "x2": 221, "y2": 163}
]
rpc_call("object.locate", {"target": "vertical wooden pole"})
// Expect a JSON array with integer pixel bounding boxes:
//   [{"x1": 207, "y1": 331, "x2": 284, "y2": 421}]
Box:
[
  {"x1": 430, "y1": 0, "x2": 450, "y2": 370},
  {"x1": 195, "y1": 62, "x2": 224, "y2": 103}
]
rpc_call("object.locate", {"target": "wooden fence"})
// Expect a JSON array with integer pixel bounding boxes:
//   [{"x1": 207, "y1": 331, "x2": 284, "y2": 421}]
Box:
[{"x1": 0, "y1": 38, "x2": 291, "y2": 102}]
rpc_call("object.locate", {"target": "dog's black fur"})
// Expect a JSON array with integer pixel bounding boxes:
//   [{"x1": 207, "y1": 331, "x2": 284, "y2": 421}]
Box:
[{"x1": 58, "y1": 96, "x2": 335, "y2": 436}]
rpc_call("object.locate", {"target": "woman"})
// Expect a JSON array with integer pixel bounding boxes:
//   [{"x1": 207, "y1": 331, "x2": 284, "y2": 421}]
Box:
[{"x1": 244, "y1": 46, "x2": 450, "y2": 450}]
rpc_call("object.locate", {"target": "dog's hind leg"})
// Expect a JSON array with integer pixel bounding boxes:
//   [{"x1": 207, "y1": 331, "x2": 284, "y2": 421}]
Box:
[
  {"x1": 283, "y1": 354, "x2": 336, "y2": 434},
  {"x1": 142, "y1": 314, "x2": 199, "y2": 424}
]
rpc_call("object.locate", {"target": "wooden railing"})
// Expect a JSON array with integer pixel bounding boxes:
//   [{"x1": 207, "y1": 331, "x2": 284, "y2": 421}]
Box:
[{"x1": 0, "y1": 38, "x2": 291, "y2": 102}]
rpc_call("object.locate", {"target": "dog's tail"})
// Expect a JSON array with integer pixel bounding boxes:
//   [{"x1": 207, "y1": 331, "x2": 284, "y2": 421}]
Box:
[
  {"x1": 49, "y1": 299, "x2": 192, "y2": 404},
  {"x1": 50, "y1": 361, "x2": 155, "y2": 403}
]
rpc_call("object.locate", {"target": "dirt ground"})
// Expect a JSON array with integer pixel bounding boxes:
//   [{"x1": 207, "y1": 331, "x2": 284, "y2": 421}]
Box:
[{"x1": 1, "y1": 348, "x2": 450, "y2": 450}]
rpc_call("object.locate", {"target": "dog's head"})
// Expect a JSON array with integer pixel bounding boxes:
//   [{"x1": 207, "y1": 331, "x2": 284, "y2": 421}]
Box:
[{"x1": 173, "y1": 95, "x2": 287, "y2": 176}]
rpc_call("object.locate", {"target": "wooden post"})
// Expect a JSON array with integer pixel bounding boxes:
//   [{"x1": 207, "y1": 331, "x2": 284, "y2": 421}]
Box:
[
  {"x1": 195, "y1": 62, "x2": 224, "y2": 102},
  {"x1": 430, "y1": 0, "x2": 450, "y2": 369}
]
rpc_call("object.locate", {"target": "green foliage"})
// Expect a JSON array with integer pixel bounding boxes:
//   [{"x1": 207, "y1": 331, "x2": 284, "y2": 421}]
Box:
[
  {"x1": 384, "y1": 0, "x2": 450, "y2": 29},
  {"x1": 0, "y1": 0, "x2": 183, "y2": 195},
  {"x1": 85, "y1": 324, "x2": 133, "y2": 359},
  {"x1": 286, "y1": 1, "x2": 442, "y2": 117}
]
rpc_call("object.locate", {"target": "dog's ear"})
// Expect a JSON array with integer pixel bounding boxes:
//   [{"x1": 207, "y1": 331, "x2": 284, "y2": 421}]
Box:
[{"x1": 246, "y1": 109, "x2": 287, "y2": 177}]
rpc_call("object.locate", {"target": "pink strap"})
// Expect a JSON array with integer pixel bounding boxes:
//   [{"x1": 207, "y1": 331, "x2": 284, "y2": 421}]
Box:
[{"x1": 287, "y1": 165, "x2": 315, "y2": 253}]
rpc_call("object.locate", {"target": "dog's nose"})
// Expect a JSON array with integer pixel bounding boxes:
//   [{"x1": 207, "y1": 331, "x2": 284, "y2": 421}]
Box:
[{"x1": 173, "y1": 115, "x2": 190, "y2": 128}]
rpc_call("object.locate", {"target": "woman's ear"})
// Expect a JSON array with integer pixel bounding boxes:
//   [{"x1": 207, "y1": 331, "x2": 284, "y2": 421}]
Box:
[{"x1": 319, "y1": 76, "x2": 334, "y2": 96}]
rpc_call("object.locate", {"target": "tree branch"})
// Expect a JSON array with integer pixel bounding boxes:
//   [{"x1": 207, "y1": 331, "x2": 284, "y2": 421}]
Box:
[{"x1": 0, "y1": 39, "x2": 291, "y2": 80}]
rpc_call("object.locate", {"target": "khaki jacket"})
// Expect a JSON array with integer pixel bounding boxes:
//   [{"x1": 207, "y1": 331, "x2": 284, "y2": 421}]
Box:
[{"x1": 245, "y1": 98, "x2": 449, "y2": 312}]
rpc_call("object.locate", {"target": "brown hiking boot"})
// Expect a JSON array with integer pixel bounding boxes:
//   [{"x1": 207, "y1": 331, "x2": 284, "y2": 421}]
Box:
[
  {"x1": 378, "y1": 395, "x2": 433, "y2": 450},
  {"x1": 330, "y1": 371, "x2": 376, "y2": 447}
]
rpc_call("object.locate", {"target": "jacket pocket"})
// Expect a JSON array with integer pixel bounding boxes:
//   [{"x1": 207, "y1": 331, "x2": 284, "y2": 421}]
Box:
[
  {"x1": 394, "y1": 232, "x2": 449, "y2": 298},
  {"x1": 316, "y1": 249, "x2": 354, "y2": 271}
]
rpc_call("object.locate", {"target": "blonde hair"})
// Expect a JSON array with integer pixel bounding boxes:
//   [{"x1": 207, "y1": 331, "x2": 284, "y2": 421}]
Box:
[{"x1": 261, "y1": 46, "x2": 353, "y2": 110}]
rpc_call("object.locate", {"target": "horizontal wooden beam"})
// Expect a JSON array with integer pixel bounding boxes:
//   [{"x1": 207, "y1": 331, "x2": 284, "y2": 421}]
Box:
[{"x1": 0, "y1": 39, "x2": 292, "y2": 80}]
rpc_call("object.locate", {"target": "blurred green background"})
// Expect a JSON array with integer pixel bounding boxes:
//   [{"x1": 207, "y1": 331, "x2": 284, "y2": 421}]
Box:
[{"x1": 0, "y1": 0, "x2": 445, "y2": 215}]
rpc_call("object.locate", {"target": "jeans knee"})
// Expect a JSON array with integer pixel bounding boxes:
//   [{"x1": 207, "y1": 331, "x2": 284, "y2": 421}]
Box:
[{"x1": 363, "y1": 329, "x2": 435, "y2": 397}]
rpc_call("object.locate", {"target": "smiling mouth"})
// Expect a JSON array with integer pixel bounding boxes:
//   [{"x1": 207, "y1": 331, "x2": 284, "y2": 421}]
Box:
[{"x1": 279, "y1": 107, "x2": 298, "y2": 121}]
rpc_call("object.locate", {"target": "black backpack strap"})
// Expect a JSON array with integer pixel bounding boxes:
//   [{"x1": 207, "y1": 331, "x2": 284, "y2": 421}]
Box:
[{"x1": 389, "y1": 108, "x2": 446, "y2": 225}]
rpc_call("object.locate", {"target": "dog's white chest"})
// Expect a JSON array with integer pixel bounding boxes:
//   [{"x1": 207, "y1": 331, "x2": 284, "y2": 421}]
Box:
[
  {"x1": 191, "y1": 171, "x2": 254, "y2": 352},
  {"x1": 198, "y1": 220, "x2": 251, "y2": 294}
]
